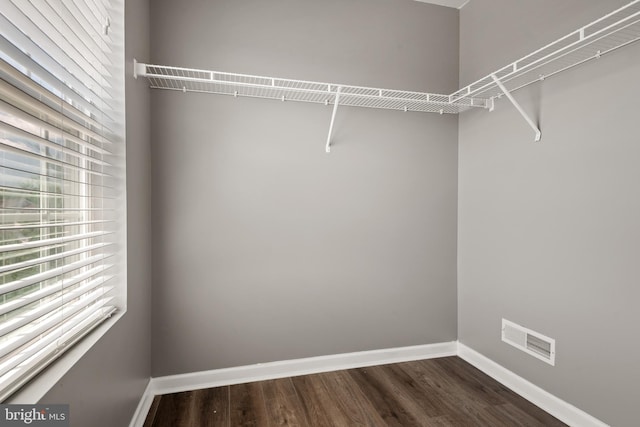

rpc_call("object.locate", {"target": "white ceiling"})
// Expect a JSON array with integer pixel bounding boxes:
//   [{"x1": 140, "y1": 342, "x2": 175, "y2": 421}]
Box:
[{"x1": 414, "y1": 0, "x2": 470, "y2": 9}]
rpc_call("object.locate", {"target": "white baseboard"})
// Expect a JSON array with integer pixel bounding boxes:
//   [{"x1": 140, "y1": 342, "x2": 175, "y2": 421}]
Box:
[
  {"x1": 151, "y1": 341, "x2": 457, "y2": 396},
  {"x1": 457, "y1": 343, "x2": 609, "y2": 427},
  {"x1": 129, "y1": 341, "x2": 457, "y2": 426},
  {"x1": 128, "y1": 378, "x2": 155, "y2": 427},
  {"x1": 130, "y1": 341, "x2": 608, "y2": 427}
]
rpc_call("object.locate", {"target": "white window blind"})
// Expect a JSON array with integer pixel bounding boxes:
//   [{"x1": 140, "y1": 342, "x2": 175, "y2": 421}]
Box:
[{"x1": 0, "y1": 0, "x2": 125, "y2": 400}]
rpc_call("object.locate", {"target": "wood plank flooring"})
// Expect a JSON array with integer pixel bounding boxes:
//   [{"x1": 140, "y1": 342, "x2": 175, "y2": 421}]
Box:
[{"x1": 144, "y1": 356, "x2": 567, "y2": 426}]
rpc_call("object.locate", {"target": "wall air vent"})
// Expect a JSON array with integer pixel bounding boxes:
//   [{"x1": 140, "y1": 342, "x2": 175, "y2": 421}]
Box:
[{"x1": 502, "y1": 319, "x2": 556, "y2": 366}]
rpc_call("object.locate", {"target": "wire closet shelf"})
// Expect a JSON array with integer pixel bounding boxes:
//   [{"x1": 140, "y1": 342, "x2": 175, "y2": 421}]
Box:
[
  {"x1": 134, "y1": 62, "x2": 487, "y2": 114},
  {"x1": 135, "y1": 0, "x2": 640, "y2": 142},
  {"x1": 452, "y1": 0, "x2": 640, "y2": 102}
]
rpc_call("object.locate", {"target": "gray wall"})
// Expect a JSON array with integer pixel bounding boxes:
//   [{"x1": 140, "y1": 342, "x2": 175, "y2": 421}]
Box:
[
  {"x1": 39, "y1": 0, "x2": 152, "y2": 426},
  {"x1": 458, "y1": 1, "x2": 640, "y2": 426},
  {"x1": 150, "y1": 0, "x2": 459, "y2": 376}
]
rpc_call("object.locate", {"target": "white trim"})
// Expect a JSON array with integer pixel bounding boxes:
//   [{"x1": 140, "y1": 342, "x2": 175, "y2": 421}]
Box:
[
  {"x1": 151, "y1": 341, "x2": 457, "y2": 396},
  {"x1": 7, "y1": 311, "x2": 125, "y2": 404},
  {"x1": 130, "y1": 341, "x2": 609, "y2": 427},
  {"x1": 128, "y1": 378, "x2": 155, "y2": 427},
  {"x1": 413, "y1": 0, "x2": 469, "y2": 9},
  {"x1": 457, "y1": 343, "x2": 609, "y2": 427},
  {"x1": 129, "y1": 341, "x2": 457, "y2": 426}
]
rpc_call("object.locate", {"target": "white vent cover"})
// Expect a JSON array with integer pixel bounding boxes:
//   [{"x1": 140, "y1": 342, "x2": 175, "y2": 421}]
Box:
[{"x1": 502, "y1": 319, "x2": 556, "y2": 366}]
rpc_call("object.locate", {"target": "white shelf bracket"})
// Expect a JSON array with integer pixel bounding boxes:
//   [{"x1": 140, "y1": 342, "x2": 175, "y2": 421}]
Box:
[
  {"x1": 491, "y1": 74, "x2": 541, "y2": 142},
  {"x1": 326, "y1": 86, "x2": 342, "y2": 153},
  {"x1": 133, "y1": 59, "x2": 146, "y2": 79}
]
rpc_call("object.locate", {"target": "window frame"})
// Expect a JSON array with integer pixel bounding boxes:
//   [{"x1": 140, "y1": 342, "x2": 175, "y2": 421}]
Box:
[{"x1": 0, "y1": 0, "x2": 127, "y2": 402}]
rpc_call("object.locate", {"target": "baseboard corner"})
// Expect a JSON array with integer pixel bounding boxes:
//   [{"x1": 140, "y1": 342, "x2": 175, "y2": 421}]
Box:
[
  {"x1": 129, "y1": 378, "x2": 156, "y2": 427},
  {"x1": 457, "y1": 342, "x2": 609, "y2": 427}
]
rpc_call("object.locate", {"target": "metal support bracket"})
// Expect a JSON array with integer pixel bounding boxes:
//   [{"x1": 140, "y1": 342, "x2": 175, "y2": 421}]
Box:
[
  {"x1": 491, "y1": 74, "x2": 541, "y2": 142},
  {"x1": 326, "y1": 86, "x2": 342, "y2": 153},
  {"x1": 133, "y1": 59, "x2": 147, "y2": 79}
]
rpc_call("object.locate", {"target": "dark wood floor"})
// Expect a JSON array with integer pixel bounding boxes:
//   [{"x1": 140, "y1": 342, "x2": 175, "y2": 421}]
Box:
[{"x1": 144, "y1": 356, "x2": 566, "y2": 426}]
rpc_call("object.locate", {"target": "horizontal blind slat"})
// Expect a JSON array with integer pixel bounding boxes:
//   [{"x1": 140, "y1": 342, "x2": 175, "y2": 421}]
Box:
[
  {"x1": 0, "y1": 142, "x2": 110, "y2": 180},
  {"x1": 85, "y1": 0, "x2": 110, "y2": 25},
  {"x1": 20, "y1": 0, "x2": 113, "y2": 91},
  {"x1": 0, "y1": 281, "x2": 115, "y2": 337},
  {"x1": 0, "y1": 213, "x2": 91, "y2": 226},
  {"x1": 0, "y1": 163, "x2": 113, "y2": 195},
  {"x1": 0, "y1": 3, "x2": 112, "y2": 99},
  {"x1": 72, "y1": 0, "x2": 106, "y2": 35},
  {"x1": 47, "y1": 0, "x2": 112, "y2": 63},
  {"x1": 0, "y1": 292, "x2": 113, "y2": 360},
  {"x1": 0, "y1": 230, "x2": 112, "y2": 254},
  {"x1": 60, "y1": 0, "x2": 114, "y2": 56},
  {"x1": 0, "y1": 242, "x2": 113, "y2": 276},
  {"x1": 7, "y1": 0, "x2": 114, "y2": 90},
  {"x1": 0, "y1": 303, "x2": 115, "y2": 400},
  {"x1": 0, "y1": 121, "x2": 112, "y2": 168},
  {"x1": 0, "y1": 206, "x2": 114, "y2": 213},
  {"x1": 0, "y1": 16, "x2": 116, "y2": 113},
  {"x1": 0, "y1": 186, "x2": 115, "y2": 203},
  {"x1": 0, "y1": 253, "x2": 114, "y2": 296},
  {"x1": 0, "y1": 78, "x2": 113, "y2": 146},
  {"x1": 28, "y1": 0, "x2": 113, "y2": 79},
  {"x1": 0, "y1": 98, "x2": 113, "y2": 156},
  {"x1": 0, "y1": 34, "x2": 113, "y2": 122},
  {"x1": 0, "y1": 57, "x2": 112, "y2": 136},
  {"x1": 0, "y1": 265, "x2": 113, "y2": 315},
  {"x1": 0, "y1": 220, "x2": 114, "y2": 232}
]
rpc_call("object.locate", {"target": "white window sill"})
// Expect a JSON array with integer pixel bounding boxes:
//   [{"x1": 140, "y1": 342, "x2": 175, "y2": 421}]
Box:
[{"x1": 5, "y1": 310, "x2": 126, "y2": 404}]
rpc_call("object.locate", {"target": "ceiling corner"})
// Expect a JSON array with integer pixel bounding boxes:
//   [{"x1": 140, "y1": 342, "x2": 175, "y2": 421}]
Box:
[{"x1": 413, "y1": 0, "x2": 470, "y2": 9}]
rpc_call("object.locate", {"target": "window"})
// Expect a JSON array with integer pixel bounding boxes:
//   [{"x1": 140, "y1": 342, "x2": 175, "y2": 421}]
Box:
[{"x1": 0, "y1": 0, "x2": 125, "y2": 400}]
